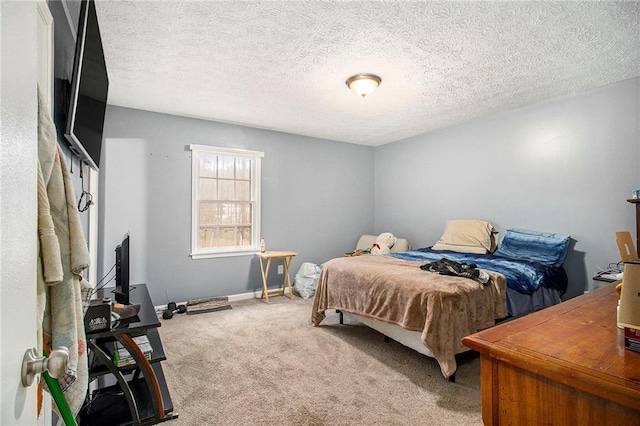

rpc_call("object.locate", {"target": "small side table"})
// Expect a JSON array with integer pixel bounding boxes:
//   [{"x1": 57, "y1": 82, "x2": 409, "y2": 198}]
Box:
[
  {"x1": 256, "y1": 251, "x2": 297, "y2": 304},
  {"x1": 593, "y1": 274, "x2": 617, "y2": 290}
]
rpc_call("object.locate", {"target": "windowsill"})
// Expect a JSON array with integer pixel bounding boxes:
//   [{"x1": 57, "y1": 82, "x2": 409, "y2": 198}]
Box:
[{"x1": 190, "y1": 250, "x2": 258, "y2": 260}]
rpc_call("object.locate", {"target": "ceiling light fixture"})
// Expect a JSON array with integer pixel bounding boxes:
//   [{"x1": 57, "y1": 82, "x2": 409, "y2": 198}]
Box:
[{"x1": 346, "y1": 73, "x2": 381, "y2": 98}]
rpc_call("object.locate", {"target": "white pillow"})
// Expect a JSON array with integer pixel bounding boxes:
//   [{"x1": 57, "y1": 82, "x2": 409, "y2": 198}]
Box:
[{"x1": 433, "y1": 219, "x2": 498, "y2": 253}]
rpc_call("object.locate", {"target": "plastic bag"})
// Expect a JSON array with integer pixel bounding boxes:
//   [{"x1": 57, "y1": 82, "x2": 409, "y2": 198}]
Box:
[{"x1": 294, "y1": 262, "x2": 322, "y2": 299}]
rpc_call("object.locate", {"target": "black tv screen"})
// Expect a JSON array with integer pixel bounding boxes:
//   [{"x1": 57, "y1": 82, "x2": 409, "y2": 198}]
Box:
[
  {"x1": 65, "y1": 0, "x2": 109, "y2": 171},
  {"x1": 114, "y1": 233, "x2": 130, "y2": 305}
]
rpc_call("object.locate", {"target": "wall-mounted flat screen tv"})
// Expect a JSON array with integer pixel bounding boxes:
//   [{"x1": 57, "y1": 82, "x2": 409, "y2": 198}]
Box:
[{"x1": 64, "y1": 0, "x2": 109, "y2": 171}]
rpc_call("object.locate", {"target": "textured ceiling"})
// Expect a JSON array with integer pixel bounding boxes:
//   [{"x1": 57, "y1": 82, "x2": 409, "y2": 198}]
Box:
[{"x1": 96, "y1": 1, "x2": 640, "y2": 146}]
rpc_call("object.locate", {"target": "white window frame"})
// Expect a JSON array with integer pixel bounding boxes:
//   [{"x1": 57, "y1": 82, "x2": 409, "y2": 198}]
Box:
[{"x1": 189, "y1": 144, "x2": 264, "y2": 259}]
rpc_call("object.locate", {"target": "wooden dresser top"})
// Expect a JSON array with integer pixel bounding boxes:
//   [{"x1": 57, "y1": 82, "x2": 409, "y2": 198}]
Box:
[{"x1": 463, "y1": 283, "x2": 640, "y2": 406}]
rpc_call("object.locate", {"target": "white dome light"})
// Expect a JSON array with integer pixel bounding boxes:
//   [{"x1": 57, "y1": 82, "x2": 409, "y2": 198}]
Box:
[{"x1": 346, "y1": 73, "x2": 382, "y2": 98}]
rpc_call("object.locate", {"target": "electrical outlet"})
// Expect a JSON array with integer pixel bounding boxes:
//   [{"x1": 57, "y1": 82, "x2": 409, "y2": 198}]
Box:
[{"x1": 277, "y1": 265, "x2": 284, "y2": 274}]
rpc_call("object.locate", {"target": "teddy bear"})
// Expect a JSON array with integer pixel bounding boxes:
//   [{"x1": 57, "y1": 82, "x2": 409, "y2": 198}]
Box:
[{"x1": 370, "y1": 232, "x2": 397, "y2": 255}]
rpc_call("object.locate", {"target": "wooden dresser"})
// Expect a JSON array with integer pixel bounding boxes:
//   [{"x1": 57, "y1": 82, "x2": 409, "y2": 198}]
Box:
[{"x1": 462, "y1": 283, "x2": 640, "y2": 425}]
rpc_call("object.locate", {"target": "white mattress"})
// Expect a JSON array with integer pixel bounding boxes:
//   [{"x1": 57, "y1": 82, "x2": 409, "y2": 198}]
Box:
[{"x1": 344, "y1": 312, "x2": 469, "y2": 359}]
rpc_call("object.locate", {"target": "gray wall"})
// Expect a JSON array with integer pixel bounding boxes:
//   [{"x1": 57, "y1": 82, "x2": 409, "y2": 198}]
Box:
[
  {"x1": 101, "y1": 78, "x2": 639, "y2": 303},
  {"x1": 375, "y1": 77, "x2": 640, "y2": 299},
  {"x1": 99, "y1": 107, "x2": 375, "y2": 304}
]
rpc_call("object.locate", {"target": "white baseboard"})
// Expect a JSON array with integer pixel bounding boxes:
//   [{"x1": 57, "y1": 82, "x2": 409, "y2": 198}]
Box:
[{"x1": 154, "y1": 287, "x2": 291, "y2": 311}]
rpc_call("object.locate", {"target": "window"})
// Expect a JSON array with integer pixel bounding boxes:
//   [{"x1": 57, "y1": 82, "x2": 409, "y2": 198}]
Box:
[{"x1": 189, "y1": 144, "x2": 263, "y2": 259}]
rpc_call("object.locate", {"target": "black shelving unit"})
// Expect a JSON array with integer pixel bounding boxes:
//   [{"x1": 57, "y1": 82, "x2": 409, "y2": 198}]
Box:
[{"x1": 81, "y1": 284, "x2": 178, "y2": 425}]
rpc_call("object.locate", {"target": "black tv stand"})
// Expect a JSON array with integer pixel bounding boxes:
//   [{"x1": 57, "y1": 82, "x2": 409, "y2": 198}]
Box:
[
  {"x1": 112, "y1": 283, "x2": 135, "y2": 305},
  {"x1": 82, "y1": 284, "x2": 178, "y2": 425}
]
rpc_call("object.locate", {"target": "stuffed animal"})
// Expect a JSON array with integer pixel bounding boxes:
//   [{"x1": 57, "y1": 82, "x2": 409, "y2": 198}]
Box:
[{"x1": 370, "y1": 232, "x2": 397, "y2": 255}]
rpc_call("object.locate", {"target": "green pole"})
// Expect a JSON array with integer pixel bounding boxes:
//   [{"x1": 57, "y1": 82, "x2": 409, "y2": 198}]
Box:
[{"x1": 41, "y1": 351, "x2": 77, "y2": 426}]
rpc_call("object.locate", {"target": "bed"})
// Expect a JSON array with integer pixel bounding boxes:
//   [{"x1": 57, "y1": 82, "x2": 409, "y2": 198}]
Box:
[
  {"x1": 392, "y1": 247, "x2": 567, "y2": 317},
  {"x1": 311, "y1": 223, "x2": 570, "y2": 379}
]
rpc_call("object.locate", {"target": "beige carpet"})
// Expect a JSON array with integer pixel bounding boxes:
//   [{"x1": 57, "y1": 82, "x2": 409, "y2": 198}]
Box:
[{"x1": 158, "y1": 295, "x2": 483, "y2": 425}]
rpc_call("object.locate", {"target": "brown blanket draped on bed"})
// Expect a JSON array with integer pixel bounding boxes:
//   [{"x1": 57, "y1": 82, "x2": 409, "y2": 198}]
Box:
[{"x1": 311, "y1": 255, "x2": 507, "y2": 378}]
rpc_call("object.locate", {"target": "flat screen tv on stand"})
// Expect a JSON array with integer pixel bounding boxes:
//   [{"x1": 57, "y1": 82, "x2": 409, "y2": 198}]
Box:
[{"x1": 113, "y1": 233, "x2": 130, "y2": 305}]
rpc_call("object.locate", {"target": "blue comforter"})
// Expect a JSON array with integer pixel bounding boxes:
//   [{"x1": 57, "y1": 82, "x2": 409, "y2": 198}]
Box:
[{"x1": 389, "y1": 247, "x2": 567, "y2": 294}]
